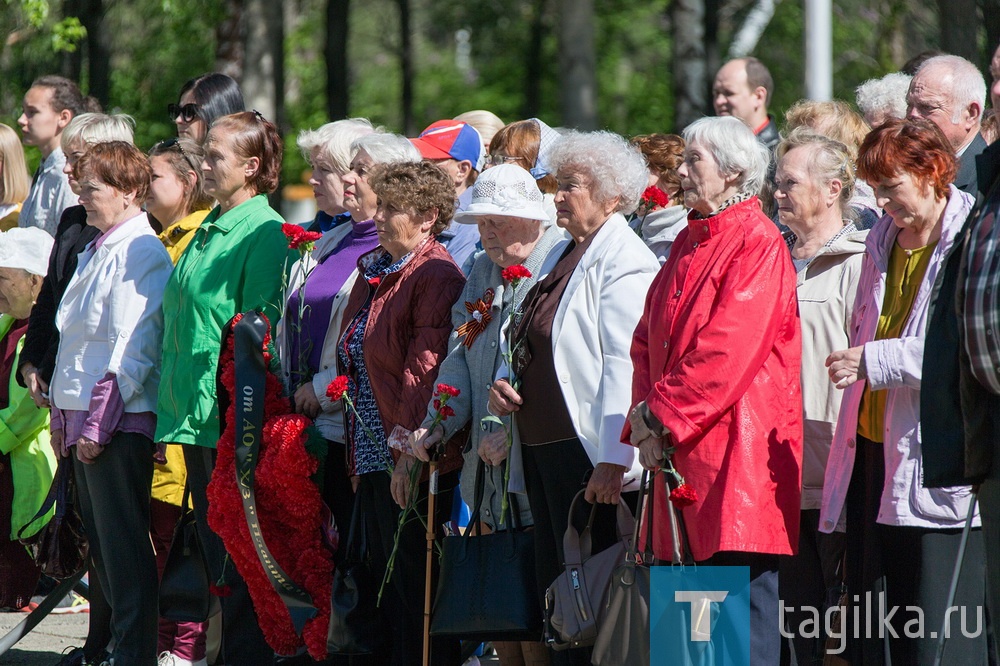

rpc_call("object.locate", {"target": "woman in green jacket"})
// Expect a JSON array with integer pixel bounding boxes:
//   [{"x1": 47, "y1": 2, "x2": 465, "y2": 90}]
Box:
[
  {"x1": 154, "y1": 111, "x2": 292, "y2": 666},
  {"x1": 0, "y1": 227, "x2": 56, "y2": 609}
]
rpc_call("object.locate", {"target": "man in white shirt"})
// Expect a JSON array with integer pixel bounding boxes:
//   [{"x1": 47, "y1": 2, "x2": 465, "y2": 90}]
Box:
[{"x1": 17, "y1": 75, "x2": 85, "y2": 236}]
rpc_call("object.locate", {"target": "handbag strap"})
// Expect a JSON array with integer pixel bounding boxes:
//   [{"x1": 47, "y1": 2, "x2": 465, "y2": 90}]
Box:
[
  {"x1": 562, "y1": 488, "x2": 635, "y2": 564},
  {"x1": 662, "y1": 467, "x2": 694, "y2": 565},
  {"x1": 466, "y1": 456, "x2": 523, "y2": 536},
  {"x1": 231, "y1": 312, "x2": 317, "y2": 636},
  {"x1": 343, "y1": 483, "x2": 366, "y2": 563},
  {"x1": 17, "y1": 455, "x2": 70, "y2": 540}
]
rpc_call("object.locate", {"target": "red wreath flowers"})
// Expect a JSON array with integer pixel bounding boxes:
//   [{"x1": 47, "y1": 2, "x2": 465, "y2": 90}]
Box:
[{"x1": 207, "y1": 313, "x2": 332, "y2": 660}]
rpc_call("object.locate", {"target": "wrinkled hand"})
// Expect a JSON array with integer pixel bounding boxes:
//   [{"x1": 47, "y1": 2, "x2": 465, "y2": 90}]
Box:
[
  {"x1": 487, "y1": 379, "x2": 522, "y2": 417},
  {"x1": 75, "y1": 436, "x2": 105, "y2": 465},
  {"x1": 410, "y1": 427, "x2": 443, "y2": 463},
  {"x1": 294, "y1": 382, "x2": 321, "y2": 418},
  {"x1": 585, "y1": 462, "x2": 626, "y2": 505},
  {"x1": 638, "y1": 436, "x2": 666, "y2": 470},
  {"x1": 826, "y1": 346, "x2": 864, "y2": 390},
  {"x1": 22, "y1": 365, "x2": 50, "y2": 408},
  {"x1": 478, "y1": 429, "x2": 509, "y2": 467},
  {"x1": 50, "y1": 429, "x2": 68, "y2": 458},
  {"x1": 391, "y1": 453, "x2": 418, "y2": 508}
]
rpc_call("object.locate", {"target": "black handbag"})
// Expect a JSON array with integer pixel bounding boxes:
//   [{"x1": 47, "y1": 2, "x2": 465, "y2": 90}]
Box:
[
  {"x1": 327, "y1": 490, "x2": 382, "y2": 655},
  {"x1": 159, "y1": 485, "x2": 220, "y2": 623},
  {"x1": 592, "y1": 469, "x2": 657, "y2": 666},
  {"x1": 18, "y1": 456, "x2": 88, "y2": 581},
  {"x1": 429, "y1": 459, "x2": 542, "y2": 642}
]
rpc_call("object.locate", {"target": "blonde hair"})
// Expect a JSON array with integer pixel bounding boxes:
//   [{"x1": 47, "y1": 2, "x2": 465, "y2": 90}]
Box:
[
  {"x1": 0, "y1": 124, "x2": 30, "y2": 204},
  {"x1": 784, "y1": 100, "x2": 870, "y2": 159},
  {"x1": 454, "y1": 110, "x2": 505, "y2": 149},
  {"x1": 778, "y1": 127, "x2": 857, "y2": 213},
  {"x1": 61, "y1": 113, "x2": 135, "y2": 152}
]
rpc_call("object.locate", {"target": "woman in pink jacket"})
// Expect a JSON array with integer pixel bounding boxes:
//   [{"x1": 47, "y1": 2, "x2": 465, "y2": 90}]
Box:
[{"x1": 625, "y1": 116, "x2": 803, "y2": 664}]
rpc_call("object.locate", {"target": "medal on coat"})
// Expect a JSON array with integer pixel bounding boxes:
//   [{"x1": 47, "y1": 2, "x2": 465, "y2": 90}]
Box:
[{"x1": 455, "y1": 288, "x2": 495, "y2": 348}]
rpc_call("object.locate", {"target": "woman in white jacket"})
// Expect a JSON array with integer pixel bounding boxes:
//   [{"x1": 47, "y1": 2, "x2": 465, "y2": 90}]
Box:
[
  {"x1": 821, "y1": 119, "x2": 986, "y2": 665},
  {"x1": 488, "y1": 131, "x2": 659, "y2": 666},
  {"x1": 50, "y1": 141, "x2": 173, "y2": 666}
]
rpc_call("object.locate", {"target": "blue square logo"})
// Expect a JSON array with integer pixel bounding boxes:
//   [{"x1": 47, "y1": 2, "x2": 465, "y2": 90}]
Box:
[{"x1": 651, "y1": 566, "x2": 751, "y2": 665}]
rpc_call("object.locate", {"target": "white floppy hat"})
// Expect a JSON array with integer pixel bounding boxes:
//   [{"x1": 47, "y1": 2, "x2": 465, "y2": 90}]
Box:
[
  {"x1": 0, "y1": 227, "x2": 54, "y2": 277},
  {"x1": 454, "y1": 164, "x2": 549, "y2": 224}
]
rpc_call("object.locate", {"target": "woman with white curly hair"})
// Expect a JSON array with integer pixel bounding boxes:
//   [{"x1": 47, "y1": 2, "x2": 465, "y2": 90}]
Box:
[
  {"x1": 855, "y1": 72, "x2": 912, "y2": 127},
  {"x1": 624, "y1": 115, "x2": 802, "y2": 664},
  {"x1": 488, "y1": 130, "x2": 659, "y2": 665}
]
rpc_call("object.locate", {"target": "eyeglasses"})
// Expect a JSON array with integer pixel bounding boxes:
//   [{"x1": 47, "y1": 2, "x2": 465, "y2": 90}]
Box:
[
  {"x1": 168, "y1": 103, "x2": 200, "y2": 123},
  {"x1": 152, "y1": 137, "x2": 200, "y2": 171},
  {"x1": 487, "y1": 154, "x2": 525, "y2": 167}
]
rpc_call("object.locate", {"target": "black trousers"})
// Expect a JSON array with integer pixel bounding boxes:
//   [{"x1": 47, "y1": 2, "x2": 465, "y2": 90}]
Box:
[
  {"x1": 522, "y1": 439, "x2": 632, "y2": 666},
  {"x1": 780, "y1": 509, "x2": 846, "y2": 665},
  {"x1": 980, "y1": 467, "x2": 1000, "y2": 665},
  {"x1": 351, "y1": 468, "x2": 460, "y2": 666},
  {"x1": 184, "y1": 443, "x2": 275, "y2": 666},
  {"x1": 73, "y1": 431, "x2": 158, "y2": 666}
]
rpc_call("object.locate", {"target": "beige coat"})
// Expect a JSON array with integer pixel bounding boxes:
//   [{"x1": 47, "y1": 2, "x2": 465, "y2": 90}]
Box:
[{"x1": 791, "y1": 224, "x2": 867, "y2": 513}]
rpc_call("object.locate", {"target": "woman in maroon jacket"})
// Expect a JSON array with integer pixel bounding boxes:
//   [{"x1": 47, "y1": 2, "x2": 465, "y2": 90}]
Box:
[{"x1": 337, "y1": 160, "x2": 465, "y2": 665}]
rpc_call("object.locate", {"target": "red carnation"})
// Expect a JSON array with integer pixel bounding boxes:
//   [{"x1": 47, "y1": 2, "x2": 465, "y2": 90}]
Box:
[
  {"x1": 209, "y1": 583, "x2": 232, "y2": 598},
  {"x1": 292, "y1": 230, "x2": 323, "y2": 251},
  {"x1": 281, "y1": 223, "x2": 305, "y2": 245},
  {"x1": 501, "y1": 265, "x2": 532, "y2": 283},
  {"x1": 439, "y1": 405, "x2": 455, "y2": 419},
  {"x1": 435, "y1": 383, "x2": 460, "y2": 398},
  {"x1": 326, "y1": 375, "x2": 349, "y2": 401},
  {"x1": 641, "y1": 186, "x2": 670, "y2": 209},
  {"x1": 669, "y1": 483, "x2": 698, "y2": 508}
]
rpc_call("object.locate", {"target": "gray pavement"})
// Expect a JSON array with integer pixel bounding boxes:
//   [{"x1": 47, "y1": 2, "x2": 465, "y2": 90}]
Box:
[{"x1": 0, "y1": 610, "x2": 88, "y2": 665}]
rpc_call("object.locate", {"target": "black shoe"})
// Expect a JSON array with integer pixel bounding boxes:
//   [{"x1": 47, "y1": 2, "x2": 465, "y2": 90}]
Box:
[{"x1": 55, "y1": 648, "x2": 87, "y2": 666}]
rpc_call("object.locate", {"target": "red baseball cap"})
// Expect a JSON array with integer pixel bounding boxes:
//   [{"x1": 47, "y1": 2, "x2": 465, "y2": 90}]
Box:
[{"x1": 409, "y1": 120, "x2": 482, "y2": 165}]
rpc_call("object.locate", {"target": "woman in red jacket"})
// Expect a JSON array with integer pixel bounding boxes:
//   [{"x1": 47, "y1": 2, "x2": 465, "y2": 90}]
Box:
[
  {"x1": 336, "y1": 159, "x2": 466, "y2": 665},
  {"x1": 625, "y1": 116, "x2": 803, "y2": 664}
]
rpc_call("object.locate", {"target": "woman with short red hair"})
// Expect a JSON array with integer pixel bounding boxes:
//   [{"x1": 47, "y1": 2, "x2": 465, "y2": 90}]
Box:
[{"x1": 819, "y1": 119, "x2": 986, "y2": 664}]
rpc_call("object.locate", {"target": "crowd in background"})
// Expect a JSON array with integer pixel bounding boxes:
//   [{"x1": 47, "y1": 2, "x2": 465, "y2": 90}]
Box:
[{"x1": 0, "y1": 41, "x2": 998, "y2": 666}]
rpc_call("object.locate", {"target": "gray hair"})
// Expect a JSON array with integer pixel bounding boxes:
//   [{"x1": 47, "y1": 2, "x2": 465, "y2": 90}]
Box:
[
  {"x1": 547, "y1": 130, "x2": 649, "y2": 213},
  {"x1": 918, "y1": 55, "x2": 987, "y2": 124},
  {"x1": 350, "y1": 132, "x2": 421, "y2": 166},
  {"x1": 61, "y1": 113, "x2": 135, "y2": 151},
  {"x1": 297, "y1": 118, "x2": 377, "y2": 174},
  {"x1": 856, "y1": 73, "x2": 911, "y2": 125},
  {"x1": 777, "y1": 127, "x2": 856, "y2": 214},
  {"x1": 682, "y1": 116, "x2": 769, "y2": 198}
]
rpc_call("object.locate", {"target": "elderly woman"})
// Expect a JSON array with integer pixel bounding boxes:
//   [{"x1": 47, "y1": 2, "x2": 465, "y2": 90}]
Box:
[
  {"x1": 625, "y1": 116, "x2": 802, "y2": 664},
  {"x1": 335, "y1": 160, "x2": 465, "y2": 665},
  {"x1": 15, "y1": 112, "x2": 134, "y2": 666},
  {"x1": 170, "y1": 72, "x2": 245, "y2": 145},
  {"x1": 0, "y1": 123, "x2": 31, "y2": 231},
  {"x1": 155, "y1": 112, "x2": 292, "y2": 666},
  {"x1": 855, "y1": 72, "x2": 912, "y2": 128},
  {"x1": 487, "y1": 130, "x2": 658, "y2": 665},
  {"x1": 0, "y1": 228, "x2": 55, "y2": 610},
  {"x1": 820, "y1": 119, "x2": 985, "y2": 664},
  {"x1": 773, "y1": 129, "x2": 867, "y2": 664},
  {"x1": 49, "y1": 141, "x2": 173, "y2": 665},
  {"x1": 296, "y1": 117, "x2": 375, "y2": 232},
  {"x1": 630, "y1": 133, "x2": 687, "y2": 262},
  {"x1": 784, "y1": 100, "x2": 879, "y2": 229},
  {"x1": 411, "y1": 164, "x2": 566, "y2": 665}
]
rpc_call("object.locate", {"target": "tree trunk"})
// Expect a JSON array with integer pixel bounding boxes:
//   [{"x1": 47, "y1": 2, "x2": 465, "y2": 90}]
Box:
[
  {"x1": 556, "y1": 0, "x2": 597, "y2": 130},
  {"x1": 980, "y1": 0, "x2": 1000, "y2": 71},
  {"x1": 242, "y1": 0, "x2": 284, "y2": 125},
  {"x1": 727, "y1": 0, "x2": 781, "y2": 59},
  {"x1": 80, "y1": 0, "x2": 110, "y2": 107},
  {"x1": 326, "y1": 0, "x2": 350, "y2": 120},
  {"x1": 395, "y1": 0, "x2": 414, "y2": 135},
  {"x1": 522, "y1": 0, "x2": 547, "y2": 119},
  {"x1": 937, "y1": 0, "x2": 979, "y2": 64},
  {"x1": 216, "y1": 0, "x2": 245, "y2": 81},
  {"x1": 60, "y1": 0, "x2": 82, "y2": 82},
  {"x1": 673, "y1": 0, "x2": 707, "y2": 130}
]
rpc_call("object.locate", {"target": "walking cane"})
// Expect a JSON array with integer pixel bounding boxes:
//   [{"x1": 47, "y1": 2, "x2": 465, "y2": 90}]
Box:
[
  {"x1": 422, "y1": 447, "x2": 441, "y2": 666},
  {"x1": 932, "y1": 491, "x2": 978, "y2": 666}
]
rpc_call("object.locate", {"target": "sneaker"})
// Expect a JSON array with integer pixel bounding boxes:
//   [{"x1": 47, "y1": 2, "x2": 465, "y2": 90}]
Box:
[
  {"x1": 158, "y1": 653, "x2": 207, "y2": 666},
  {"x1": 55, "y1": 647, "x2": 87, "y2": 666},
  {"x1": 51, "y1": 591, "x2": 90, "y2": 614}
]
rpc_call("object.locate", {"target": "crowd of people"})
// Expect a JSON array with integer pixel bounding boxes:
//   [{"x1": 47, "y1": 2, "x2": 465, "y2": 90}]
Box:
[{"x1": 0, "y1": 42, "x2": 998, "y2": 666}]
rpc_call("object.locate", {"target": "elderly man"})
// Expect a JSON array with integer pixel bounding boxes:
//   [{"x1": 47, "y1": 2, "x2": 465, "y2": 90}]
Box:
[
  {"x1": 907, "y1": 54, "x2": 987, "y2": 196},
  {"x1": 410, "y1": 119, "x2": 483, "y2": 269},
  {"x1": 713, "y1": 57, "x2": 780, "y2": 150}
]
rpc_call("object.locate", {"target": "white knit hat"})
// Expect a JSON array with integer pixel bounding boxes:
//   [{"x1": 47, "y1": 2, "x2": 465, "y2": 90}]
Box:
[
  {"x1": 0, "y1": 227, "x2": 54, "y2": 276},
  {"x1": 453, "y1": 164, "x2": 548, "y2": 224}
]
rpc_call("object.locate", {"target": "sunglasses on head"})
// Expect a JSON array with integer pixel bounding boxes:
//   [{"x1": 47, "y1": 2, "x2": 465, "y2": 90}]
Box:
[
  {"x1": 152, "y1": 137, "x2": 199, "y2": 171},
  {"x1": 168, "y1": 102, "x2": 199, "y2": 123}
]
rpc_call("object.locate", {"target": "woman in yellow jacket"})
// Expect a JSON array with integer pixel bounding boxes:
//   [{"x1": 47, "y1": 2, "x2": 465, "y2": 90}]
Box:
[
  {"x1": 0, "y1": 228, "x2": 56, "y2": 609},
  {"x1": 147, "y1": 137, "x2": 213, "y2": 666}
]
